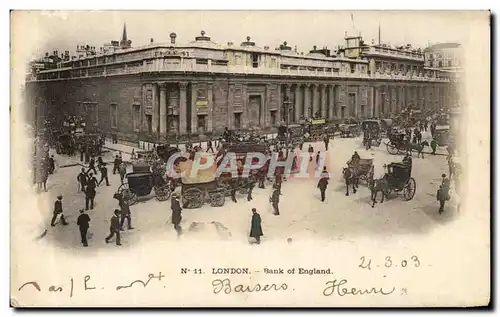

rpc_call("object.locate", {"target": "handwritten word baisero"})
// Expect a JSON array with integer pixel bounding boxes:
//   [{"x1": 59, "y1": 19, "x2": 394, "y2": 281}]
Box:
[{"x1": 212, "y1": 278, "x2": 288, "y2": 294}]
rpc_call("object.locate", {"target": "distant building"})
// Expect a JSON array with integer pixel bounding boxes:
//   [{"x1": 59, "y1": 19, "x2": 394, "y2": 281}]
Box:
[
  {"x1": 25, "y1": 25, "x2": 457, "y2": 141},
  {"x1": 424, "y1": 42, "x2": 463, "y2": 108}
]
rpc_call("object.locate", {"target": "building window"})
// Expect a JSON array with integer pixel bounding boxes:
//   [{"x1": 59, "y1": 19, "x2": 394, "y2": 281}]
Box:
[
  {"x1": 146, "y1": 115, "x2": 152, "y2": 134},
  {"x1": 110, "y1": 104, "x2": 118, "y2": 128},
  {"x1": 270, "y1": 111, "x2": 277, "y2": 126},
  {"x1": 133, "y1": 105, "x2": 140, "y2": 131},
  {"x1": 197, "y1": 115, "x2": 206, "y2": 133},
  {"x1": 251, "y1": 53, "x2": 259, "y2": 68},
  {"x1": 438, "y1": 61, "x2": 443, "y2": 68},
  {"x1": 448, "y1": 60, "x2": 452, "y2": 67},
  {"x1": 234, "y1": 113, "x2": 242, "y2": 129},
  {"x1": 350, "y1": 63, "x2": 355, "y2": 73}
]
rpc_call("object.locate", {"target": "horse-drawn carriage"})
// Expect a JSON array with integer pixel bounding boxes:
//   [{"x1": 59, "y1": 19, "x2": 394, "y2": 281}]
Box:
[
  {"x1": 383, "y1": 163, "x2": 416, "y2": 200},
  {"x1": 339, "y1": 119, "x2": 360, "y2": 138},
  {"x1": 115, "y1": 162, "x2": 173, "y2": 205},
  {"x1": 369, "y1": 162, "x2": 416, "y2": 207},
  {"x1": 343, "y1": 157, "x2": 374, "y2": 195},
  {"x1": 386, "y1": 132, "x2": 408, "y2": 155}
]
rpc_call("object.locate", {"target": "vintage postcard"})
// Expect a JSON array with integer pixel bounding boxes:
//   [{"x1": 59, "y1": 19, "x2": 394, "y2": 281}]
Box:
[{"x1": 10, "y1": 10, "x2": 490, "y2": 307}]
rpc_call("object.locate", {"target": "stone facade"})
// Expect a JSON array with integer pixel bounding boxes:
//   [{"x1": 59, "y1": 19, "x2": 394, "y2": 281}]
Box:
[{"x1": 26, "y1": 74, "x2": 451, "y2": 141}]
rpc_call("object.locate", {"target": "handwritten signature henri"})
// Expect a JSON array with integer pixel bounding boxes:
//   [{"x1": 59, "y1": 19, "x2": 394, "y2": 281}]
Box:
[{"x1": 322, "y1": 279, "x2": 396, "y2": 297}]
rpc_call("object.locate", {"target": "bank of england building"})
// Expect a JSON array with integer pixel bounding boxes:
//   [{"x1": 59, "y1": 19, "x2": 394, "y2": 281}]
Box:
[{"x1": 25, "y1": 26, "x2": 458, "y2": 141}]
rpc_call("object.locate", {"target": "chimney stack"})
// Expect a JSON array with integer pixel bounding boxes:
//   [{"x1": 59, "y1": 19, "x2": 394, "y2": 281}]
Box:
[
  {"x1": 169, "y1": 32, "x2": 177, "y2": 44},
  {"x1": 150, "y1": 38, "x2": 154, "y2": 44}
]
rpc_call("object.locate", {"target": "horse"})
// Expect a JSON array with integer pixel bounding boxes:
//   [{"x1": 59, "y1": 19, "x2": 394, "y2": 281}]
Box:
[
  {"x1": 342, "y1": 167, "x2": 359, "y2": 196},
  {"x1": 368, "y1": 177, "x2": 390, "y2": 208},
  {"x1": 403, "y1": 140, "x2": 429, "y2": 158}
]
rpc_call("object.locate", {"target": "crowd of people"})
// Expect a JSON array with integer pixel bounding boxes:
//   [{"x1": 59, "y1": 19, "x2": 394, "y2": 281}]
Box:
[{"x1": 43, "y1": 109, "x2": 459, "y2": 246}]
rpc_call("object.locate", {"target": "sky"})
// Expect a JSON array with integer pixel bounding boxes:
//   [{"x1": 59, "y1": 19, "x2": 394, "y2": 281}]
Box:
[{"x1": 11, "y1": 10, "x2": 487, "y2": 61}]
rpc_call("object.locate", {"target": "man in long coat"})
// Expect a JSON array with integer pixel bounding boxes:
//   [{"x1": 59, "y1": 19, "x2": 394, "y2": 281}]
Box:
[
  {"x1": 271, "y1": 188, "x2": 280, "y2": 215},
  {"x1": 171, "y1": 193, "x2": 182, "y2": 232},
  {"x1": 317, "y1": 167, "x2": 330, "y2": 202},
  {"x1": 249, "y1": 208, "x2": 263, "y2": 244}
]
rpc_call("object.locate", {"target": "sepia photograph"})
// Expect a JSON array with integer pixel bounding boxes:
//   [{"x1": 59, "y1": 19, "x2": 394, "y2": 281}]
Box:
[{"x1": 9, "y1": 10, "x2": 491, "y2": 308}]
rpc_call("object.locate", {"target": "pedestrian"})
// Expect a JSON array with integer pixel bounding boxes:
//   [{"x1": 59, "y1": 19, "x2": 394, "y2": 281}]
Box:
[
  {"x1": 171, "y1": 193, "x2": 182, "y2": 233},
  {"x1": 77, "y1": 167, "x2": 87, "y2": 192},
  {"x1": 308, "y1": 145, "x2": 314, "y2": 162},
  {"x1": 79, "y1": 144, "x2": 84, "y2": 162},
  {"x1": 249, "y1": 208, "x2": 263, "y2": 244},
  {"x1": 105, "y1": 209, "x2": 122, "y2": 245},
  {"x1": 323, "y1": 134, "x2": 329, "y2": 151},
  {"x1": 41, "y1": 161, "x2": 49, "y2": 192},
  {"x1": 317, "y1": 166, "x2": 329, "y2": 202},
  {"x1": 48, "y1": 155, "x2": 55, "y2": 174},
  {"x1": 114, "y1": 193, "x2": 134, "y2": 231},
  {"x1": 85, "y1": 173, "x2": 98, "y2": 210},
  {"x1": 98, "y1": 163, "x2": 110, "y2": 186},
  {"x1": 88, "y1": 157, "x2": 97, "y2": 174},
  {"x1": 271, "y1": 188, "x2": 280, "y2": 215},
  {"x1": 230, "y1": 179, "x2": 238, "y2": 203},
  {"x1": 430, "y1": 138, "x2": 437, "y2": 155},
  {"x1": 315, "y1": 151, "x2": 321, "y2": 170},
  {"x1": 247, "y1": 177, "x2": 255, "y2": 202},
  {"x1": 119, "y1": 162, "x2": 127, "y2": 184},
  {"x1": 437, "y1": 184, "x2": 450, "y2": 214},
  {"x1": 76, "y1": 209, "x2": 90, "y2": 247},
  {"x1": 207, "y1": 139, "x2": 214, "y2": 153},
  {"x1": 113, "y1": 155, "x2": 120, "y2": 174},
  {"x1": 50, "y1": 195, "x2": 68, "y2": 226},
  {"x1": 131, "y1": 148, "x2": 136, "y2": 160},
  {"x1": 97, "y1": 156, "x2": 104, "y2": 170}
]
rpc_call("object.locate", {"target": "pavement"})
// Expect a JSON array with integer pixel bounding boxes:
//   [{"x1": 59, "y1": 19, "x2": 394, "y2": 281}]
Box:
[{"x1": 34, "y1": 130, "x2": 460, "y2": 252}]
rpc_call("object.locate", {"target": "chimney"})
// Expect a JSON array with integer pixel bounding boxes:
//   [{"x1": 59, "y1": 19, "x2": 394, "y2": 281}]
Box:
[
  {"x1": 227, "y1": 42, "x2": 233, "y2": 46},
  {"x1": 150, "y1": 38, "x2": 154, "y2": 44},
  {"x1": 169, "y1": 32, "x2": 177, "y2": 44},
  {"x1": 45, "y1": 52, "x2": 49, "y2": 57}
]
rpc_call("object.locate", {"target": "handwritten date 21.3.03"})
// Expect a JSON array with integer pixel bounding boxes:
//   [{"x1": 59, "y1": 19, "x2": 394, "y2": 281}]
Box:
[{"x1": 358, "y1": 256, "x2": 421, "y2": 270}]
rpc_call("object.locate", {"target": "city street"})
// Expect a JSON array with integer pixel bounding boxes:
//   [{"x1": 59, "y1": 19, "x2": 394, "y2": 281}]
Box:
[{"x1": 35, "y1": 132, "x2": 461, "y2": 252}]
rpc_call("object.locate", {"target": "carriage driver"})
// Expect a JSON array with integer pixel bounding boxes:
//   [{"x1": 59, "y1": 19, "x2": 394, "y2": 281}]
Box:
[{"x1": 350, "y1": 151, "x2": 361, "y2": 165}]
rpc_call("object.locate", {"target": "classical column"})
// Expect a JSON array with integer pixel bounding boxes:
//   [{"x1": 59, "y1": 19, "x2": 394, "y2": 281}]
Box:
[
  {"x1": 303, "y1": 84, "x2": 310, "y2": 118},
  {"x1": 335, "y1": 86, "x2": 342, "y2": 118},
  {"x1": 265, "y1": 84, "x2": 273, "y2": 127},
  {"x1": 207, "y1": 83, "x2": 213, "y2": 133},
  {"x1": 320, "y1": 84, "x2": 327, "y2": 118},
  {"x1": 328, "y1": 85, "x2": 335, "y2": 120},
  {"x1": 294, "y1": 84, "x2": 301, "y2": 123},
  {"x1": 179, "y1": 82, "x2": 188, "y2": 135},
  {"x1": 159, "y1": 83, "x2": 167, "y2": 137},
  {"x1": 276, "y1": 83, "x2": 281, "y2": 123},
  {"x1": 152, "y1": 83, "x2": 159, "y2": 134},
  {"x1": 374, "y1": 86, "x2": 380, "y2": 117},
  {"x1": 228, "y1": 83, "x2": 235, "y2": 128},
  {"x1": 284, "y1": 84, "x2": 291, "y2": 125},
  {"x1": 312, "y1": 84, "x2": 319, "y2": 117},
  {"x1": 191, "y1": 82, "x2": 198, "y2": 134}
]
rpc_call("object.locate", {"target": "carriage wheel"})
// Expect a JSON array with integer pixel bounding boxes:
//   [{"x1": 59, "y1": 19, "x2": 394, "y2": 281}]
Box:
[
  {"x1": 403, "y1": 177, "x2": 416, "y2": 201},
  {"x1": 154, "y1": 184, "x2": 172, "y2": 201},
  {"x1": 182, "y1": 188, "x2": 204, "y2": 209},
  {"x1": 117, "y1": 183, "x2": 138, "y2": 206},
  {"x1": 209, "y1": 192, "x2": 225, "y2": 207},
  {"x1": 386, "y1": 142, "x2": 398, "y2": 155}
]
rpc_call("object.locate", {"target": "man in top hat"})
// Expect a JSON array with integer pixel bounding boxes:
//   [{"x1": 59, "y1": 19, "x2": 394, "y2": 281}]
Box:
[{"x1": 51, "y1": 195, "x2": 69, "y2": 226}]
